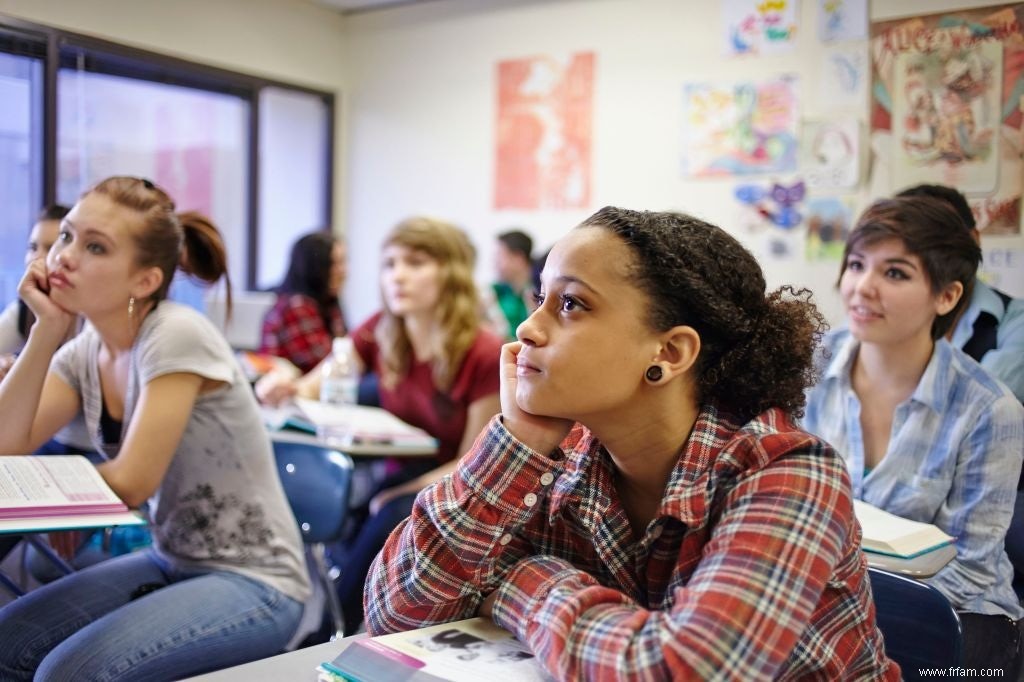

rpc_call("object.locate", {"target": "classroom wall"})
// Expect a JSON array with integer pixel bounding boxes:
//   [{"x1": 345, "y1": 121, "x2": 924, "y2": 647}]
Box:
[
  {"x1": 0, "y1": 0, "x2": 1018, "y2": 329},
  {"x1": 0, "y1": 0, "x2": 352, "y2": 242},
  {"x1": 341, "y1": 0, "x2": 1024, "y2": 327}
]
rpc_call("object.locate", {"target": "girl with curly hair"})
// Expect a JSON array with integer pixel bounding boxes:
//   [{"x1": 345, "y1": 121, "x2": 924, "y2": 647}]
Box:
[{"x1": 365, "y1": 206, "x2": 898, "y2": 680}]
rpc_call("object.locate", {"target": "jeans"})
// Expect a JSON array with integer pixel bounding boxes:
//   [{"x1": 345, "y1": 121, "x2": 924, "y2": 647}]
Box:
[
  {"x1": 960, "y1": 612, "x2": 1022, "y2": 679},
  {"x1": 0, "y1": 549, "x2": 303, "y2": 681}
]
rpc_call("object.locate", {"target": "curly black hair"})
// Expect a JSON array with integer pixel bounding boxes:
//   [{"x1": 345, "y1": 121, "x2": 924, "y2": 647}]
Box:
[{"x1": 579, "y1": 207, "x2": 828, "y2": 421}]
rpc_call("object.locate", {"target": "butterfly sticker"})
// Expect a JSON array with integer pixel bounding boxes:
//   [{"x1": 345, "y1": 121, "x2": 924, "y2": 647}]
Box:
[{"x1": 735, "y1": 180, "x2": 806, "y2": 229}]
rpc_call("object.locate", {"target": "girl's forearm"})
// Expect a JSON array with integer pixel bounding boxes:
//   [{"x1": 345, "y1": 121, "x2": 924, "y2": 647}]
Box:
[{"x1": 0, "y1": 327, "x2": 61, "y2": 454}]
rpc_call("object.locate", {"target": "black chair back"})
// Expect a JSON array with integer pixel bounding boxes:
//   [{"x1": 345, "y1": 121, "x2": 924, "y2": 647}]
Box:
[{"x1": 869, "y1": 567, "x2": 962, "y2": 678}]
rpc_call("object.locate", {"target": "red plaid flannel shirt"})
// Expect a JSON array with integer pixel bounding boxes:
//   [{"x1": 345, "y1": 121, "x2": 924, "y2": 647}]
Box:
[
  {"x1": 366, "y1": 406, "x2": 900, "y2": 681},
  {"x1": 259, "y1": 294, "x2": 345, "y2": 373}
]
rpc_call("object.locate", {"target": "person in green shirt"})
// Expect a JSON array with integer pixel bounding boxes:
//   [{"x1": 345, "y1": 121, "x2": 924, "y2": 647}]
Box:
[{"x1": 485, "y1": 229, "x2": 536, "y2": 340}]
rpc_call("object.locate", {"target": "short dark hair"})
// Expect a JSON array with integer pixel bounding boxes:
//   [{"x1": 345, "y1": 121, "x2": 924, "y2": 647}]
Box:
[
  {"x1": 842, "y1": 196, "x2": 980, "y2": 340},
  {"x1": 497, "y1": 230, "x2": 533, "y2": 260},
  {"x1": 580, "y1": 207, "x2": 827, "y2": 421},
  {"x1": 37, "y1": 204, "x2": 70, "y2": 222},
  {"x1": 896, "y1": 184, "x2": 975, "y2": 231}
]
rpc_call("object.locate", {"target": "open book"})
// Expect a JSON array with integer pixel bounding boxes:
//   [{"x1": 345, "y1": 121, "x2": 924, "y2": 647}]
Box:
[
  {"x1": 264, "y1": 398, "x2": 438, "y2": 454},
  {"x1": 0, "y1": 455, "x2": 146, "y2": 535},
  {"x1": 318, "y1": 617, "x2": 552, "y2": 682},
  {"x1": 853, "y1": 500, "x2": 955, "y2": 559}
]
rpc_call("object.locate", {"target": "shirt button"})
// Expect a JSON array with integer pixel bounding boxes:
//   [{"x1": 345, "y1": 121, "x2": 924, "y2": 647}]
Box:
[
  {"x1": 540, "y1": 472, "x2": 554, "y2": 486},
  {"x1": 499, "y1": 534, "x2": 512, "y2": 545},
  {"x1": 524, "y1": 493, "x2": 538, "y2": 507}
]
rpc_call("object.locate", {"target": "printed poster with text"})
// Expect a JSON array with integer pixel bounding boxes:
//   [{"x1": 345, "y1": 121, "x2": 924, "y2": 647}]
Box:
[
  {"x1": 494, "y1": 52, "x2": 594, "y2": 210},
  {"x1": 870, "y1": 4, "x2": 1024, "y2": 235}
]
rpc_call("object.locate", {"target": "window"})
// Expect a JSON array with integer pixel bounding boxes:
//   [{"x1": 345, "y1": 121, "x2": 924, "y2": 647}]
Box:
[
  {"x1": 0, "y1": 27, "x2": 43, "y2": 305},
  {"x1": 257, "y1": 86, "x2": 331, "y2": 290},
  {"x1": 0, "y1": 15, "x2": 334, "y2": 311},
  {"x1": 57, "y1": 67, "x2": 249, "y2": 293}
]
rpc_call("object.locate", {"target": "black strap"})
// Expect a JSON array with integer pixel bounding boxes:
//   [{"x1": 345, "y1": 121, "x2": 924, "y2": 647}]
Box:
[
  {"x1": 99, "y1": 398, "x2": 124, "y2": 445},
  {"x1": 16, "y1": 299, "x2": 31, "y2": 339},
  {"x1": 960, "y1": 288, "x2": 1012, "y2": 362}
]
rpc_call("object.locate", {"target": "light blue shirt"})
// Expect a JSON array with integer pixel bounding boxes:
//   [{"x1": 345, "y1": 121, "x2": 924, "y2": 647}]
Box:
[
  {"x1": 951, "y1": 280, "x2": 1024, "y2": 403},
  {"x1": 804, "y1": 330, "x2": 1024, "y2": 618}
]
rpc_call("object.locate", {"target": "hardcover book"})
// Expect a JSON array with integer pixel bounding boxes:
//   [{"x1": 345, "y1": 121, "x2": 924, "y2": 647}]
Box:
[{"x1": 854, "y1": 500, "x2": 955, "y2": 559}]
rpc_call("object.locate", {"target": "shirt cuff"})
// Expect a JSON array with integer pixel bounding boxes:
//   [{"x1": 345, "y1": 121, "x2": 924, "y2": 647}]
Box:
[
  {"x1": 458, "y1": 415, "x2": 565, "y2": 516},
  {"x1": 491, "y1": 555, "x2": 601, "y2": 641}
]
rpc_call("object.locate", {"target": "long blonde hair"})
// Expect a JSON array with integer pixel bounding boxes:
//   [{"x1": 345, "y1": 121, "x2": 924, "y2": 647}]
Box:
[{"x1": 376, "y1": 217, "x2": 481, "y2": 390}]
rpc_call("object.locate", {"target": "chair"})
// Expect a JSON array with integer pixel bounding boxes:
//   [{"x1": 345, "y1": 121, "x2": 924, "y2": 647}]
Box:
[
  {"x1": 868, "y1": 567, "x2": 963, "y2": 676},
  {"x1": 273, "y1": 440, "x2": 354, "y2": 641}
]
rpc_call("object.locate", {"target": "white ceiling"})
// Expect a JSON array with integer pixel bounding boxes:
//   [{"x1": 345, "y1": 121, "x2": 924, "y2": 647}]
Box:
[{"x1": 312, "y1": 0, "x2": 441, "y2": 14}]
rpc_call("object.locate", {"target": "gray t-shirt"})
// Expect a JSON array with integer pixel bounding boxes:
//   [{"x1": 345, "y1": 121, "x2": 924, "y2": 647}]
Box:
[{"x1": 52, "y1": 302, "x2": 310, "y2": 603}]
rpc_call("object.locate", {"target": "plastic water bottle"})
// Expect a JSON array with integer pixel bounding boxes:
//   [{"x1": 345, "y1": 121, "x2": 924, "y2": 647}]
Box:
[{"x1": 319, "y1": 337, "x2": 358, "y2": 406}]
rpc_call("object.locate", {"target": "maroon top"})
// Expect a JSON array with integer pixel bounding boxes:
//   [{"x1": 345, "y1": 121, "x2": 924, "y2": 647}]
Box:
[{"x1": 351, "y1": 312, "x2": 502, "y2": 462}]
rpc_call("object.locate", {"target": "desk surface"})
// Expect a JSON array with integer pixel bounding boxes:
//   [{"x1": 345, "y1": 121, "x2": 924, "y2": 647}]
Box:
[
  {"x1": 183, "y1": 637, "x2": 357, "y2": 681},
  {"x1": 863, "y1": 543, "x2": 956, "y2": 579},
  {"x1": 0, "y1": 510, "x2": 146, "y2": 535},
  {"x1": 263, "y1": 403, "x2": 438, "y2": 458},
  {"x1": 268, "y1": 426, "x2": 437, "y2": 457}
]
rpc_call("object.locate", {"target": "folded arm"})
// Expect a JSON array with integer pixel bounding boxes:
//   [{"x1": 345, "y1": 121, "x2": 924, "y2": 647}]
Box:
[{"x1": 366, "y1": 418, "x2": 852, "y2": 679}]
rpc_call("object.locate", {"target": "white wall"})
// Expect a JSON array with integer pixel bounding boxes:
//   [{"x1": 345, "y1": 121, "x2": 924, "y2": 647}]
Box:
[
  {"x1": 0, "y1": 0, "x2": 352, "y2": 242},
  {"x1": 342, "y1": 0, "x2": 1023, "y2": 327}
]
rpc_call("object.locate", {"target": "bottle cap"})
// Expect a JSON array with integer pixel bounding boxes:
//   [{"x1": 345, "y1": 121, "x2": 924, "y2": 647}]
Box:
[{"x1": 332, "y1": 336, "x2": 353, "y2": 356}]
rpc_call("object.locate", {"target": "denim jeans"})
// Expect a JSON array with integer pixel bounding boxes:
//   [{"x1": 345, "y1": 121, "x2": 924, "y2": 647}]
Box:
[{"x1": 0, "y1": 549, "x2": 303, "y2": 681}]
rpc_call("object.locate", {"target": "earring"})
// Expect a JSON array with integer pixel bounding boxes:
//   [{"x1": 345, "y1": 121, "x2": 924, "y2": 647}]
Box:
[
  {"x1": 645, "y1": 365, "x2": 664, "y2": 383},
  {"x1": 128, "y1": 296, "x2": 135, "y2": 319}
]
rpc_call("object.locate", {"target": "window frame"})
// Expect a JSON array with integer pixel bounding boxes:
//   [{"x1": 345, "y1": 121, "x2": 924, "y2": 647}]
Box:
[{"x1": 0, "y1": 14, "x2": 335, "y2": 291}]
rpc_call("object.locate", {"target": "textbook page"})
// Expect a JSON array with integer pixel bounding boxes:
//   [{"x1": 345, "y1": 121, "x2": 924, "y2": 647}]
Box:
[
  {"x1": 0, "y1": 455, "x2": 128, "y2": 519},
  {"x1": 324, "y1": 617, "x2": 552, "y2": 682}
]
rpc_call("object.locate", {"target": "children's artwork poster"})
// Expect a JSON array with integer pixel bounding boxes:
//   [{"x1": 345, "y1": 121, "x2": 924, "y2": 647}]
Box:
[
  {"x1": 819, "y1": 46, "x2": 869, "y2": 109},
  {"x1": 682, "y1": 76, "x2": 800, "y2": 177},
  {"x1": 800, "y1": 118, "x2": 860, "y2": 188},
  {"x1": 804, "y1": 195, "x2": 856, "y2": 261},
  {"x1": 494, "y1": 52, "x2": 594, "y2": 210},
  {"x1": 892, "y1": 41, "x2": 1003, "y2": 192},
  {"x1": 818, "y1": 0, "x2": 867, "y2": 43},
  {"x1": 971, "y1": 192, "x2": 1022, "y2": 234},
  {"x1": 723, "y1": 0, "x2": 799, "y2": 56},
  {"x1": 870, "y1": 5, "x2": 1024, "y2": 235},
  {"x1": 734, "y1": 178, "x2": 807, "y2": 229}
]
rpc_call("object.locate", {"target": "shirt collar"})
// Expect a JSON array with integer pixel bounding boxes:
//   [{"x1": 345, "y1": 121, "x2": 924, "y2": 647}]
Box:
[
  {"x1": 551, "y1": 404, "x2": 747, "y2": 531},
  {"x1": 909, "y1": 339, "x2": 954, "y2": 414},
  {"x1": 823, "y1": 329, "x2": 949, "y2": 415}
]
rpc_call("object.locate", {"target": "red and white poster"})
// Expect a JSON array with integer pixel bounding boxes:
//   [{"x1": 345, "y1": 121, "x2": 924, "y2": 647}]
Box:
[{"x1": 494, "y1": 52, "x2": 594, "y2": 210}]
